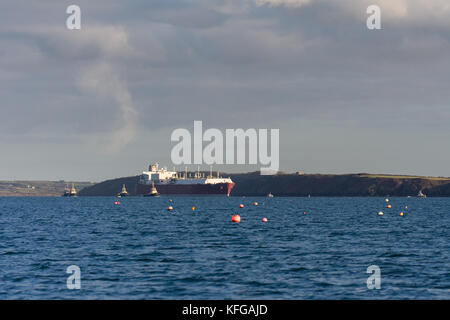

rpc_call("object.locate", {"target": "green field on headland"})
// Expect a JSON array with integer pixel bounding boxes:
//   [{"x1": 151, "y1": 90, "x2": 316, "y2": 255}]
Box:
[{"x1": 359, "y1": 174, "x2": 450, "y2": 181}]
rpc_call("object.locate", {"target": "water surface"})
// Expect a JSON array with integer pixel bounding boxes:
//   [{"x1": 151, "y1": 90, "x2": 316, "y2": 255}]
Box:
[{"x1": 0, "y1": 196, "x2": 448, "y2": 299}]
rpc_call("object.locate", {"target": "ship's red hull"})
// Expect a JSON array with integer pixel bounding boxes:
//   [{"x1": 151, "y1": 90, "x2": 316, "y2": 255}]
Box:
[{"x1": 136, "y1": 182, "x2": 235, "y2": 196}]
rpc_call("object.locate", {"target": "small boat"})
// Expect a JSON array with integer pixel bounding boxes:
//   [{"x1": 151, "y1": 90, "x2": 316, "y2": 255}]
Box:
[
  {"x1": 144, "y1": 181, "x2": 160, "y2": 197},
  {"x1": 63, "y1": 183, "x2": 77, "y2": 197},
  {"x1": 267, "y1": 192, "x2": 274, "y2": 198},
  {"x1": 417, "y1": 190, "x2": 427, "y2": 198},
  {"x1": 119, "y1": 184, "x2": 129, "y2": 197}
]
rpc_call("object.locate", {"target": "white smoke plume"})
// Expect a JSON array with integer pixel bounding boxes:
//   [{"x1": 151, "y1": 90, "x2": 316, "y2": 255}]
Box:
[
  {"x1": 55, "y1": 26, "x2": 140, "y2": 154},
  {"x1": 78, "y1": 62, "x2": 137, "y2": 154},
  {"x1": 18, "y1": 25, "x2": 140, "y2": 154}
]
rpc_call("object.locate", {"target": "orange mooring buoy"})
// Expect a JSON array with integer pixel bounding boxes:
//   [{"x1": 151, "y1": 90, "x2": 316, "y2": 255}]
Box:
[
  {"x1": 386, "y1": 204, "x2": 392, "y2": 209},
  {"x1": 232, "y1": 214, "x2": 241, "y2": 223},
  {"x1": 253, "y1": 202, "x2": 258, "y2": 206},
  {"x1": 262, "y1": 217, "x2": 268, "y2": 222}
]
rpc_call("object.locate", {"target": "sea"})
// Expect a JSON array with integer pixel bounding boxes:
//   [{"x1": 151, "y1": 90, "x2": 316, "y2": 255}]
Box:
[{"x1": 0, "y1": 196, "x2": 448, "y2": 299}]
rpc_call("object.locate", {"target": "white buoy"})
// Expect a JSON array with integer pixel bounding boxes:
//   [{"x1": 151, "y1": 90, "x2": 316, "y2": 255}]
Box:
[{"x1": 378, "y1": 211, "x2": 384, "y2": 216}]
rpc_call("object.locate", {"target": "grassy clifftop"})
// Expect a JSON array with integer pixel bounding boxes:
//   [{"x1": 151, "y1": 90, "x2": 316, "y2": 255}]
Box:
[{"x1": 78, "y1": 172, "x2": 450, "y2": 197}]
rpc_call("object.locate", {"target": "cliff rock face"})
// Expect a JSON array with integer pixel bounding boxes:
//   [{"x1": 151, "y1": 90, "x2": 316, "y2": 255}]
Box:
[
  {"x1": 230, "y1": 173, "x2": 450, "y2": 196},
  {"x1": 78, "y1": 173, "x2": 450, "y2": 197}
]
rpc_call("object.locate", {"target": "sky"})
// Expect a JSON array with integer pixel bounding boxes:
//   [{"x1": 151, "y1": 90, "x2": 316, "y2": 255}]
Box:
[{"x1": 1, "y1": 0, "x2": 450, "y2": 181}]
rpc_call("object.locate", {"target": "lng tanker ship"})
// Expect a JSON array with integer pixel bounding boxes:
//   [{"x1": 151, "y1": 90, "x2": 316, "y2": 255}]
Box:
[{"x1": 136, "y1": 163, "x2": 235, "y2": 196}]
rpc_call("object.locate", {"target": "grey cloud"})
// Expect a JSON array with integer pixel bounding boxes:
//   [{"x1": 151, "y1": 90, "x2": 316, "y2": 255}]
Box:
[
  {"x1": 1, "y1": 0, "x2": 450, "y2": 179},
  {"x1": 78, "y1": 62, "x2": 138, "y2": 154}
]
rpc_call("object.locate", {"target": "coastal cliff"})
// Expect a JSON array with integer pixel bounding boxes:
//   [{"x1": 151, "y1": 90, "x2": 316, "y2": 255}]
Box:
[{"x1": 77, "y1": 173, "x2": 450, "y2": 197}]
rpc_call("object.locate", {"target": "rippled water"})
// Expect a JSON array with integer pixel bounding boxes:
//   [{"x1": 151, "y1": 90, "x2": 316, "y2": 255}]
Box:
[{"x1": 0, "y1": 196, "x2": 448, "y2": 299}]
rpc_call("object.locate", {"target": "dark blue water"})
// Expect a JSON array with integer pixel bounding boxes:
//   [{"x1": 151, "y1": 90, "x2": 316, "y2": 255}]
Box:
[{"x1": 0, "y1": 196, "x2": 448, "y2": 299}]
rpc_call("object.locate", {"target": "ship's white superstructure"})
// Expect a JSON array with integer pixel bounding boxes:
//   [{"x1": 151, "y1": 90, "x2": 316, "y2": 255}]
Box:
[
  {"x1": 139, "y1": 163, "x2": 233, "y2": 185},
  {"x1": 140, "y1": 163, "x2": 177, "y2": 183}
]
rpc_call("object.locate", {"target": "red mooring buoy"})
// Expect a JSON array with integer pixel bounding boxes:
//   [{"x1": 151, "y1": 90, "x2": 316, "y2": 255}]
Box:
[
  {"x1": 232, "y1": 214, "x2": 241, "y2": 223},
  {"x1": 262, "y1": 217, "x2": 268, "y2": 222}
]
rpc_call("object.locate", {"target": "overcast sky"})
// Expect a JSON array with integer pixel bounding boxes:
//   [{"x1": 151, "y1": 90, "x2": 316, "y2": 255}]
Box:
[{"x1": 1, "y1": 0, "x2": 450, "y2": 181}]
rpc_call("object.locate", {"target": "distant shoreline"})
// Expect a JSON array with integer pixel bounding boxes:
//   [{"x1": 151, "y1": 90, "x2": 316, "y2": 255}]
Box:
[
  {"x1": 0, "y1": 181, "x2": 94, "y2": 197},
  {"x1": 3, "y1": 173, "x2": 450, "y2": 197}
]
